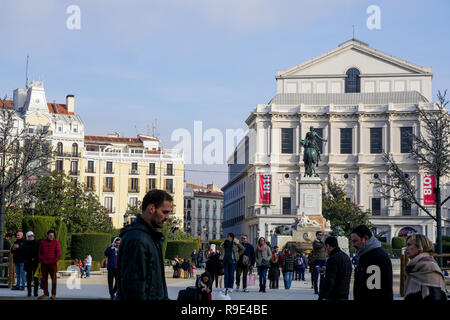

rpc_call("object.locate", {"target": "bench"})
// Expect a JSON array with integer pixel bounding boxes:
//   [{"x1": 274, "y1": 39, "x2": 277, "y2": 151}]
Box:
[{"x1": 57, "y1": 270, "x2": 76, "y2": 278}]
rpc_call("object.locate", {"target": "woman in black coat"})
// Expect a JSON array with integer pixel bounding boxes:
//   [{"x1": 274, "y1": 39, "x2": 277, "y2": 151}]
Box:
[{"x1": 268, "y1": 251, "x2": 280, "y2": 289}]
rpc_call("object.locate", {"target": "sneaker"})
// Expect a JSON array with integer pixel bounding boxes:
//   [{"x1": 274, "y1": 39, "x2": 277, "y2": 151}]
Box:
[
  {"x1": 38, "y1": 294, "x2": 49, "y2": 300},
  {"x1": 243, "y1": 288, "x2": 249, "y2": 293},
  {"x1": 228, "y1": 289, "x2": 233, "y2": 293},
  {"x1": 235, "y1": 286, "x2": 239, "y2": 292},
  {"x1": 50, "y1": 295, "x2": 56, "y2": 300},
  {"x1": 11, "y1": 286, "x2": 19, "y2": 290}
]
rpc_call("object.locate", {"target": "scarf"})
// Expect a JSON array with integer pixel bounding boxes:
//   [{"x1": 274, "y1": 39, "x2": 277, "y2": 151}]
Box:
[
  {"x1": 357, "y1": 236, "x2": 381, "y2": 257},
  {"x1": 404, "y1": 253, "x2": 446, "y2": 299},
  {"x1": 257, "y1": 243, "x2": 266, "y2": 251}
]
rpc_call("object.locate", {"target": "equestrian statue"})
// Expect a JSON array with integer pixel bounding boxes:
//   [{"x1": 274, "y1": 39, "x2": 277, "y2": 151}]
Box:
[{"x1": 300, "y1": 126, "x2": 327, "y2": 177}]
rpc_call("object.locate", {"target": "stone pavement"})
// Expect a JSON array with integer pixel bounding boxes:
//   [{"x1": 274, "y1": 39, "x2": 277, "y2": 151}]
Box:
[{"x1": 0, "y1": 269, "x2": 403, "y2": 300}]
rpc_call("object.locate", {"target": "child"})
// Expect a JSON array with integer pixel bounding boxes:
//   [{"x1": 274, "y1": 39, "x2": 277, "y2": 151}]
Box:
[{"x1": 196, "y1": 272, "x2": 212, "y2": 300}]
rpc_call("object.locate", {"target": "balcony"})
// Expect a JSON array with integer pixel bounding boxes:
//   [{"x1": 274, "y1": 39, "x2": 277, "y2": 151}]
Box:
[
  {"x1": 129, "y1": 169, "x2": 139, "y2": 175},
  {"x1": 165, "y1": 170, "x2": 174, "y2": 176},
  {"x1": 105, "y1": 207, "x2": 115, "y2": 214},
  {"x1": 128, "y1": 187, "x2": 140, "y2": 193},
  {"x1": 55, "y1": 152, "x2": 81, "y2": 158},
  {"x1": 85, "y1": 168, "x2": 96, "y2": 174},
  {"x1": 69, "y1": 170, "x2": 79, "y2": 176},
  {"x1": 86, "y1": 185, "x2": 95, "y2": 191},
  {"x1": 103, "y1": 186, "x2": 114, "y2": 193},
  {"x1": 104, "y1": 169, "x2": 114, "y2": 174},
  {"x1": 147, "y1": 170, "x2": 156, "y2": 175}
]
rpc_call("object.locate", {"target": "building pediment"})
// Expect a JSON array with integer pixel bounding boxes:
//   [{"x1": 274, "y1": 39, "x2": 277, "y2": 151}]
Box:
[{"x1": 277, "y1": 39, "x2": 432, "y2": 79}]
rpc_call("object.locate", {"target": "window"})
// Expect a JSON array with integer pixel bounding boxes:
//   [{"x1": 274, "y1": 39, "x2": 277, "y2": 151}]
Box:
[
  {"x1": 148, "y1": 163, "x2": 156, "y2": 175},
  {"x1": 370, "y1": 128, "x2": 383, "y2": 154},
  {"x1": 43, "y1": 126, "x2": 49, "y2": 134},
  {"x1": 402, "y1": 199, "x2": 412, "y2": 216},
  {"x1": 28, "y1": 127, "x2": 34, "y2": 134},
  {"x1": 187, "y1": 200, "x2": 191, "y2": 209},
  {"x1": 56, "y1": 142, "x2": 63, "y2": 155},
  {"x1": 86, "y1": 176, "x2": 94, "y2": 190},
  {"x1": 105, "y1": 177, "x2": 114, "y2": 192},
  {"x1": 313, "y1": 128, "x2": 323, "y2": 154},
  {"x1": 372, "y1": 198, "x2": 381, "y2": 215},
  {"x1": 165, "y1": 179, "x2": 173, "y2": 193},
  {"x1": 281, "y1": 128, "x2": 294, "y2": 154},
  {"x1": 55, "y1": 159, "x2": 63, "y2": 171},
  {"x1": 106, "y1": 161, "x2": 113, "y2": 174},
  {"x1": 104, "y1": 197, "x2": 113, "y2": 213},
  {"x1": 73, "y1": 125, "x2": 78, "y2": 133},
  {"x1": 87, "y1": 160, "x2": 94, "y2": 173},
  {"x1": 148, "y1": 178, "x2": 156, "y2": 191},
  {"x1": 72, "y1": 143, "x2": 78, "y2": 156},
  {"x1": 129, "y1": 197, "x2": 138, "y2": 209},
  {"x1": 131, "y1": 162, "x2": 138, "y2": 174},
  {"x1": 130, "y1": 178, "x2": 139, "y2": 192},
  {"x1": 340, "y1": 128, "x2": 352, "y2": 154},
  {"x1": 166, "y1": 163, "x2": 173, "y2": 176},
  {"x1": 58, "y1": 124, "x2": 63, "y2": 132},
  {"x1": 70, "y1": 161, "x2": 78, "y2": 174},
  {"x1": 282, "y1": 197, "x2": 291, "y2": 215},
  {"x1": 401, "y1": 127, "x2": 413, "y2": 153},
  {"x1": 345, "y1": 68, "x2": 360, "y2": 93}
]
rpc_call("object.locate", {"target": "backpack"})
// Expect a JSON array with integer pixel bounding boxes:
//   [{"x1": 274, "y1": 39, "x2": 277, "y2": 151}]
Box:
[
  {"x1": 177, "y1": 286, "x2": 200, "y2": 301},
  {"x1": 296, "y1": 256, "x2": 304, "y2": 268}
]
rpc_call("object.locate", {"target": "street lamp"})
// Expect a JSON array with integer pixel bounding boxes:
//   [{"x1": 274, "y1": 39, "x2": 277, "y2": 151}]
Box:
[{"x1": 29, "y1": 197, "x2": 36, "y2": 217}]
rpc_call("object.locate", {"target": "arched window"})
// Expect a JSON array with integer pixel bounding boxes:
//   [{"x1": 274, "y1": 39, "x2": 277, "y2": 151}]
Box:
[
  {"x1": 72, "y1": 143, "x2": 78, "y2": 156},
  {"x1": 345, "y1": 68, "x2": 360, "y2": 93},
  {"x1": 56, "y1": 142, "x2": 63, "y2": 155}
]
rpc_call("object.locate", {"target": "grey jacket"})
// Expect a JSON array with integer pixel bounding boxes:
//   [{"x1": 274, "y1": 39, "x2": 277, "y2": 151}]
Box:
[{"x1": 255, "y1": 246, "x2": 272, "y2": 267}]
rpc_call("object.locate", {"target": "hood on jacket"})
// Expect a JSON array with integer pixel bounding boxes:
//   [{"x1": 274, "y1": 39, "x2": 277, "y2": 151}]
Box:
[
  {"x1": 357, "y1": 236, "x2": 381, "y2": 257},
  {"x1": 112, "y1": 237, "x2": 121, "y2": 246}
]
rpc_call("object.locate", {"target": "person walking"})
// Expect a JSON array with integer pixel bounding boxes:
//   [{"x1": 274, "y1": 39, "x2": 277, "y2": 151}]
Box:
[
  {"x1": 255, "y1": 237, "x2": 271, "y2": 293},
  {"x1": 311, "y1": 231, "x2": 326, "y2": 295},
  {"x1": 281, "y1": 249, "x2": 295, "y2": 290},
  {"x1": 351, "y1": 225, "x2": 393, "y2": 301},
  {"x1": 219, "y1": 233, "x2": 245, "y2": 293},
  {"x1": 191, "y1": 250, "x2": 198, "y2": 268},
  {"x1": 23, "y1": 231, "x2": 40, "y2": 297},
  {"x1": 38, "y1": 230, "x2": 61, "y2": 300},
  {"x1": 117, "y1": 189, "x2": 172, "y2": 300},
  {"x1": 268, "y1": 250, "x2": 280, "y2": 289},
  {"x1": 181, "y1": 258, "x2": 190, "y2": 279},
  {"x1": 318, "y1": 236, "x2": 352, "y2": 301},
  {"x1": 11, "y1": 231, "x2": 27, "y2": 290},
  {"x1": 84, "y1": 253, "x2": 92, "y2": 278},
  {"x1": 295, "y1": 252, "x2": 307, "y2": 281},
  {"x1": 404, "y1": 234, "x2": 447, "y2": 301},
  {"x1": 235, "y1": 235, "x2": 255, "y2": 292},
  {"x1": 2, "y1": 233, "x2": 12, "y2": 280},
  {"x1": 104, "y1": 237, "x2": 120, "y2": 299}
]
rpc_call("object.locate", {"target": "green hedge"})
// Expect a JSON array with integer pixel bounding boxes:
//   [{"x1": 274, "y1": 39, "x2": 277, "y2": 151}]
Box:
[
  {"x1": 438, "y1": 241, "x2": 450, "y2": 254},
  {"x1": 165, "y1": 240, "x2": 198, "y2": 260},
  {"x1": 70, "y1": 233, "x2": 111, "y2": 262},
  {"x1": 442, "y1": 236, "x2": 450, "y2": 242},
  {"x1": 110, "y1": 229, "x2": 122, "y2": 243},
  {"x1": 391, "y1": 237, "x2": 406, "y2": 249},
  {"x1": 22, "y1": 216, "x2": 68, "y2": 259},
  {"x1": 56, "y1": 259, "x2": 101, "y2": 271}
]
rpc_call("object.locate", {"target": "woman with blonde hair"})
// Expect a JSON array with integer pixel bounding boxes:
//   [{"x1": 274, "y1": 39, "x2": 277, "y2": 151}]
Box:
[
  {"x1": 404, "y1": 234, "x2": 447, "y2": 301},
  {"x1": 255, "y1": 237, "x2": 272, "y2": 293}
]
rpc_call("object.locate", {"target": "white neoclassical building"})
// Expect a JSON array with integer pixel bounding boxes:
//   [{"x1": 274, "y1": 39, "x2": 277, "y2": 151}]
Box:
[{"x1": 222, "y1": 39, "x2": 450, "y2": 245}]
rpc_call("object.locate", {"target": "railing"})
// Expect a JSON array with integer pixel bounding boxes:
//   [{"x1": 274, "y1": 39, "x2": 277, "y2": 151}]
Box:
[
  {"x1": 55, "y1": 152, "x2": 81, "y2": 158},
  {"x1": 85, "y1": 168, "x2": 95, "y2": 173},
  {"x1": 84, "y1": 150, "x2": 183, "y2": 160},
  {"x1": 104, "y1": 170, "x2": 114, "y2": 174},
  {"x1": 0, "y1": 251, "x2": 14, "y2": 288},
  {"x1": 86, "y1": 185, "x2": 95, "y2": 191},
  {"x1": 69, "y1": 170, "x2": 79, "y2": 176},
  {"x1": 128, "y1": 187, "x2": 140, "y2": 193},
  {"x1": 103, "y1": 186, "x2": 114, "y2": 192},
  {"x1": 129, "y1": 169, "x2": 139, "y2": 175},
  {"x1": 166, "y1": 170, "x2": 174, "y2": 176},
  {"x1": 147, "y1": 170, "x2": 156, "y2": 175}
]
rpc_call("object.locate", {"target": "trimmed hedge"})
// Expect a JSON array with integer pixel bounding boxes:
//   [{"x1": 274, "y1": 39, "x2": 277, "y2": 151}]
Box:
[
  {"x1": 392, "y1": 237, "x2": 406, "y2": 249},
  {"x1": 165, "y1": 240, "x2": 198, "y2": 260},
  {"x1": 57, "y1": 259, "x2": 73, "y2": 271},
  {"x1": 70, "y1": 233, "x2": 111, "y2": 262},
  {"x1": 208, "y1": 239, "x2": 225, "y2": 247},
  {"x1": 110, "y1": 229, "x2": 122, "y2": 243},
  {"x1": 22, "y1": 216, "x2": 68, "y2": 259},
  {"x1": 442, "y1": 236, "x2": 450, "y2": 242}
]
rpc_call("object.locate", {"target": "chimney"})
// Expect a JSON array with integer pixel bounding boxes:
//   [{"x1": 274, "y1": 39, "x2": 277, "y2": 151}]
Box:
[{"x1": 66, "y1": 95, "x2": 74, "y2": 113}]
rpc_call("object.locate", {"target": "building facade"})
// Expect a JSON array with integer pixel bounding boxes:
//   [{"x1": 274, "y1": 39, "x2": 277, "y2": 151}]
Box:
[
  {"x1": 3, "y1": 81, "x2": 185, "y2": 229},
  {"x1": 223, "y1": 39, "x2": 450, "y2": 245},
  {"x1": 184, "y1": 183, "x2": 224, "y2": 241}
]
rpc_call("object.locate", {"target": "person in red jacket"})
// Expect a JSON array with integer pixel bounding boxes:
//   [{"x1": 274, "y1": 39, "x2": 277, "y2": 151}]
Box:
[{"x1": 38, "y1": 230, "x2": 61, "y2": 300}]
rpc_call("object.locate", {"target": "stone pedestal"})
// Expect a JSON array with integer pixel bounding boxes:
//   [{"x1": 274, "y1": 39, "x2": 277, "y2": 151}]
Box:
[{"x1": 298, "y1": 177, "x2": 322, "y2": 216}]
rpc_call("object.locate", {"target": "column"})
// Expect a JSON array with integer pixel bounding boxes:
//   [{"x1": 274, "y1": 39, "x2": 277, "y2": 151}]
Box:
[
  {"x1": 387, "y1": 114, "x2": 393, "y2": 154},
  {"x1": 357, "y1": 115, "x2": 363, "y2": 155}
]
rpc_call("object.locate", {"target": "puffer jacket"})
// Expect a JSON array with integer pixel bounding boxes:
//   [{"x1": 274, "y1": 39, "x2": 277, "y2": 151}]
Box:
[
  {"x1": 282, "y1": 253, "x2": 295, "y2": 272},
  {"x1": 117, "y1": 216, "x2": 168, "y2": 300}
]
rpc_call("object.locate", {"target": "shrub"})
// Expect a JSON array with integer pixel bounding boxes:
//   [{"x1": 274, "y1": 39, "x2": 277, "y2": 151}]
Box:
[
  {"x1": 110, "y1": 229, "x2": 122, "y2": 243},
  {"x1": 57, "y1": 259, "x2": 74, "y2": 271},
  {"x1": 381, "y1": 243, "x2": 394, "y2": 257},
  {"x1": 70, "y1": 233, "x2": 111, "y2": 262},
  {"x1": 165, "y1": 240, "x2": 198, "y2": 260},
  {"x1": 391, "y1": 237, "x2": 406, "y2": 250},
  {"x1": 437, "y1": 241, "x2": 450, "y2": 254},
  {"x1": 442, "y1": 236, "x2": 450, "y2": 242},
  {"x1": 22, "y1": 216, "x2": 68, "y2": 259}
]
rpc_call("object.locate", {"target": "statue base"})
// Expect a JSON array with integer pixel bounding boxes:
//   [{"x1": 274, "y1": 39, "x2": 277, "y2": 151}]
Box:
[{"x1": 298, "y1": 177, "x2": 322, "y2": 216}]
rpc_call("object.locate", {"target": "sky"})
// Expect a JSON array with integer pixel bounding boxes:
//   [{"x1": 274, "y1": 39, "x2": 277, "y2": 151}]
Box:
[{"x1": 1, "y1": 0, "x2": 449, "y2": 187}]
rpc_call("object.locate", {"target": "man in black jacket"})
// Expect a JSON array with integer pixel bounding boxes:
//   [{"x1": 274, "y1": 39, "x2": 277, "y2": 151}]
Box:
[
  {"x1": 319, "y1": 236, "x2": 352, "y2": 300},
  {"x1": 351, "y1": 225, "x2": 393, "y2": 301},
  {"x1": 2, "y1": 233, "x2": 12, "y2": 279},
  {"x1": 117, "y1": 190, "x2": 172, "y2": 300},
  {"x1": 23, "y1": 231, "x2": 40, "y2": 297},
  {"x1": 11, "y1": 231, "x2": 26, "y2": 290},
  {"x1": 235, "y1": 235, "x2": 255, "y2": 292}
]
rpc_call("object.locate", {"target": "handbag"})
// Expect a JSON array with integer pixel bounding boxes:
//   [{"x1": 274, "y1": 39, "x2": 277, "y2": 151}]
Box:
[
  {"x1": 247, "y1": 271, "x2": 256, "y2": 286},
  {"x1": 34, "y1": 263, "x2": 42, "y2": 279},
  {"x1": 261, "y1": 259, "x2": 270, "y2": 268}
]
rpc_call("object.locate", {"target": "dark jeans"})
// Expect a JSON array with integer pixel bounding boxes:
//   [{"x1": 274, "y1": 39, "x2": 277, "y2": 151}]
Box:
[
  {"x1": 296, "y1": 268, "x2": 306, "y2": 280},
  {"x1": 14, "y1": 262, "x2": 26, "y2": 288},
  {"x1": 269, "y1": 278, "x2": 279, "y2": 289},
  {"x1": 257, "y1": 266, "x2": 268, "y2": 287},
  {"x1": 25, "y1": 263, "x2": 39, "y2": 295},
  {"x1": 108, "y1": 268, "x2": 118, "y2": 298},
  {"x1": 235, "y1": 264, "x2": 250, "y2": 288},
  {"x1": 313, "y1": 259, "x2": 326, "y2": 294},
  {"x1": 223, "y1": 262, "x2": 236, "y2": 289},
  {"x1": 41, "y1": 263, "x2": 57, "y2": 296}
]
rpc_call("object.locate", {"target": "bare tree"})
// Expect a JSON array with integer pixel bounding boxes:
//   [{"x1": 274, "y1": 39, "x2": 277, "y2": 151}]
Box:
[
  {"x1": 0, "y1": 97, "x2": 53, "y2": 250},
  {"x1": 374, "y1": 90, "x2": 450, "y2": 266}
]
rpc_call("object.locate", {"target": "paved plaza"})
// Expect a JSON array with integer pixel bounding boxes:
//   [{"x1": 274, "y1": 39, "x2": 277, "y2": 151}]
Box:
[{"x1": 0, "y1": 268, "x2": 403, "y2": 300}]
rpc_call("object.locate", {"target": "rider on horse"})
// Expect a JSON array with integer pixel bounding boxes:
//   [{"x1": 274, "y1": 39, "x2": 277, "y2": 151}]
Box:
[{"x1": 300, "y1": 126, "x2": 327, "y2": 177}]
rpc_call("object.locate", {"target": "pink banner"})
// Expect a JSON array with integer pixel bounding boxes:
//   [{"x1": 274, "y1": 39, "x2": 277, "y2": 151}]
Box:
[
  {"x1": 259, "y1": 174, "x2": 271, "y2": 205},
  {"x1": 423, "y1": 174, "x2": 436, "y2": 205}
]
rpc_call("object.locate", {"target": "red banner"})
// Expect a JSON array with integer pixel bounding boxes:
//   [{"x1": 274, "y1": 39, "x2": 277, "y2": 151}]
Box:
[
  {"x1": 259, "y1": 174, "x2": 271, "y2": 204},
  {"x1": 423, "y1": 174, "x2": 436, "y2": 205}
]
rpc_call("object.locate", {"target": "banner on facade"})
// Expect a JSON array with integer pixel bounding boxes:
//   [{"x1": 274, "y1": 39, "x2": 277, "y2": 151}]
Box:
[
  {"x1": 259, "y1": 173, "x2": 271, "y2": 204},
  {"x1": 423, "y1": 173, "x2": 436, "y2": 205}
]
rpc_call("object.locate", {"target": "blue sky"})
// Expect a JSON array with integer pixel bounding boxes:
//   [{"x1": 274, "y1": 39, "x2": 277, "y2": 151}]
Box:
[{"x1": 1, "y1": 0, "x2": 449, "y2": 186}]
